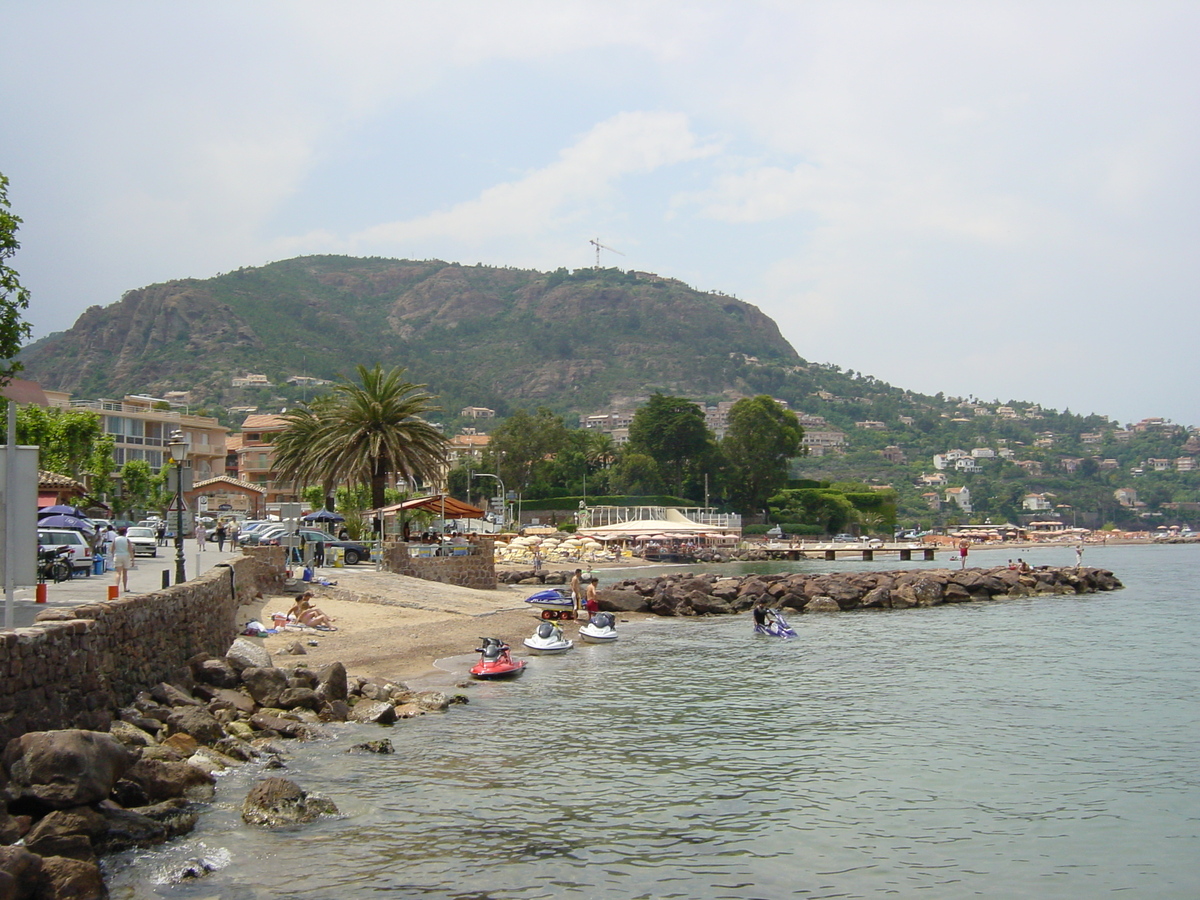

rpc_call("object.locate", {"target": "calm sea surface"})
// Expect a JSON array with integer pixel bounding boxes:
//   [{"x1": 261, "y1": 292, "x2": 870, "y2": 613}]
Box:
[{"x1": 109, "y1": 544, "x2": 1200, "y2": 899}]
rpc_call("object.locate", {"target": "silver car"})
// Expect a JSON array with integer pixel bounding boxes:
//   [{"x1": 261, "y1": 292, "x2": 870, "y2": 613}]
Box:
[{"x1": 125, "y1": 526, "x2": 159, "y2": 557}]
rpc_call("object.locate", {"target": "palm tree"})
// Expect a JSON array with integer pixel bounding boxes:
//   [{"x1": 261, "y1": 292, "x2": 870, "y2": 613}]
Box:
[
  {"x1": 308, "y1": 364, "x2": 448, "y2": 509},
  {"x1": 272, "y1": 399, "x2": 337, "y2": 508}
]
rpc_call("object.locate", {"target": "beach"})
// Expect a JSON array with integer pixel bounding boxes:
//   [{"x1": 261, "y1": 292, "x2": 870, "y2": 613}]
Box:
[{"x1": 243, "y1": 557, "x2": 654, "y2": 686}]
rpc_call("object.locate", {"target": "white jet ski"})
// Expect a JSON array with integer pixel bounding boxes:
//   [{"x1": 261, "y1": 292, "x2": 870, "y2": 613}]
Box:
[
  {"x1": 578, "y1": 612, "x2": 619, "y2": 643},
  {"x1": 522, "y1": 620, "x2": 574, "y2": 654}
]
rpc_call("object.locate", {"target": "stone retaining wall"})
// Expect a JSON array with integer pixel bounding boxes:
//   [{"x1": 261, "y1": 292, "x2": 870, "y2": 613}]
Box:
[
  {"x1": 381, "y1": 539, "x2": 496, "y2": 590},
  {"x1": 0, "y1": 551, "x2": 287, "y2": 748}
]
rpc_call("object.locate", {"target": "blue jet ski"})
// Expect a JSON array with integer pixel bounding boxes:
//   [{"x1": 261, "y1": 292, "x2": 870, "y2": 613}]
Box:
[
  {"x1": 754, "y1": 609, "x2": 797, "y2": 639},
  {"x1": 524, "y1": 588, "x2": 578, "y2": 620}
]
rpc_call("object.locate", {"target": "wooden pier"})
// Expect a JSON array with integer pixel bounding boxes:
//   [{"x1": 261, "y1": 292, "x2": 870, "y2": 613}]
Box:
[{"x1": 757, "y1": 542, "x2": 937, "y2": 562}]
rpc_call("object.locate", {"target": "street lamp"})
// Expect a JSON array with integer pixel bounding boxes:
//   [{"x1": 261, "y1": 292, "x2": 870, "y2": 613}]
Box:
[
  {"x1": 167, "y1": 431, "x2": 189, "y2": 585},
  {"x1": 472, "y1": 473, "x2": 506, "y2": 531}
]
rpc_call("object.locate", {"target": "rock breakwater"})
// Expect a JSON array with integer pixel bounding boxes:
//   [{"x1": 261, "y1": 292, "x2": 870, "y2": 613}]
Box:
[{"x1": 593, "y1": 565, "x2": 1123, "y2": 616}]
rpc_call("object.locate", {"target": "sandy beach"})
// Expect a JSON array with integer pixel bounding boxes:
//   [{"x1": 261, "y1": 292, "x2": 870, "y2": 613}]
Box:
[{"x1": 243, "y1": 558, "x2": 655, "y2": 688}]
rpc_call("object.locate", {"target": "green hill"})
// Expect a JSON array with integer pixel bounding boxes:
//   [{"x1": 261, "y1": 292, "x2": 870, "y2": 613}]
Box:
[{"x1": 19, "y1": 255, "x2": 806, "y2": 417}]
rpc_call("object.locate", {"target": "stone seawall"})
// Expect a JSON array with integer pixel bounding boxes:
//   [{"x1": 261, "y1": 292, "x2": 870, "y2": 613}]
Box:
[
  {"x1": 381, "y1": 539, "x2": 496, "y2": 590},
  {"x1": 596, "y1": 565, "x2": 1123, "y2": 616},
  {"x1": 0, "y1": 550, "x2": 287, "y2": 748}
]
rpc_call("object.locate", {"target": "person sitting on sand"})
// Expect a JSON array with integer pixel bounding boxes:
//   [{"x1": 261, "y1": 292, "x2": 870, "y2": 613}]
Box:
[{"x1": 287, "y1": 592, "x2": 335, "y2": 628}]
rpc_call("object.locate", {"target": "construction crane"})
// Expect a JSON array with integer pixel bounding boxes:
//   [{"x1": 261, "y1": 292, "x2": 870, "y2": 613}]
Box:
[{"x1": 589, "y1": 237, "x2": 624, "y2": 268}]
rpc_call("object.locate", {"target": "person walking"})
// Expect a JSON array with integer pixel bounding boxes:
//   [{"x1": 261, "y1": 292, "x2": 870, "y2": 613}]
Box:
[
  {"x1": 215, "y1": 521, "x2": 227, "y2": 551},
  {"x1": 194, "y1": 521, "x2": 207, "y2": 551},
  {"x1": 111, "y1": 527, "x2": 134, "y2": 594},
  {"x1": 155, "y1": 520, "x2": 167, "y2": 547}
]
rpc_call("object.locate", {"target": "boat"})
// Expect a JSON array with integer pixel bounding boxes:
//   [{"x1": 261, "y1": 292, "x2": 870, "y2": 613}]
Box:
[
  {"x1": 754, "y1": 609, "x2": 797, "y2": 639},
  {"x1": 470, "y1": 637, "x2": 528, "y2": 679},
  {"x1": 522, "y1": 621, "x2": 574, "y2": 654},
  {"x1": 578, "y1": 612, "x2": 619, "y2": 643},
  {"x1": 523, "y1": 587, "x2": 578, "y2": 620}
]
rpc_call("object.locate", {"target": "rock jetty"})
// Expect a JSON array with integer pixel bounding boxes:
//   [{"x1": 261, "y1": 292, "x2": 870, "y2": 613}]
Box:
[
  {"x1": 592, "y1": 565, "x2": 1123, "y2": 616},
  {"x1": 0, "y1": 637, "x2": 462, "y2": 897}
]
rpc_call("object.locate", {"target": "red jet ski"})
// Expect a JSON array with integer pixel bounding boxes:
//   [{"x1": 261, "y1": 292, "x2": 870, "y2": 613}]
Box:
[{"x1": 470, "y1": 637, "x2": 528, "y2": 679}]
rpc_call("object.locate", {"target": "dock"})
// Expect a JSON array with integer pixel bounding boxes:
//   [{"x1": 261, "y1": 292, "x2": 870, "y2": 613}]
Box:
[{"x1": 756, "y1": 542, "x2": 937, "y2": 562}]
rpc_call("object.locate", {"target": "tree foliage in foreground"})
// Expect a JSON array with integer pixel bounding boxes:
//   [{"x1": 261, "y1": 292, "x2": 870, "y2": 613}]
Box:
[{"x1": 0, "y1": 173, "x2": 32, "y2": 384}]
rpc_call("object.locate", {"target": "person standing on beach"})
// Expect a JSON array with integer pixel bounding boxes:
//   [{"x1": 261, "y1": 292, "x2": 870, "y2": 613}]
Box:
[
  {"x1": 571, "y1": 568, "x2": 583, "y2": 617},
  {"x1": 958, "y1": 540, "x2": 970, "y2": 570},
  {"x1": 585, "y1": 577, "x2": 600, "y2": 619}
]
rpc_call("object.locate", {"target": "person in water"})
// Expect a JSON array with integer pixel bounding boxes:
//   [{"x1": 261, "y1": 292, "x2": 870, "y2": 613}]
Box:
[{"x1": 752, "y1": 601, "x2": 775, "y2": 629}]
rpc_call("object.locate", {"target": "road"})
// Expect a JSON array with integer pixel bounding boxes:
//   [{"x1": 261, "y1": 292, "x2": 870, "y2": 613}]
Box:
[{"x1": 4, "y1": 538, "x2": 244, "y2": 629}]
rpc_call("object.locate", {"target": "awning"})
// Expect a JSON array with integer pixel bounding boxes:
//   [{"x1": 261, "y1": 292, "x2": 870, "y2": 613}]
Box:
[{"x1": 377, "y1": 495, "x2": 486, "y2": 519}]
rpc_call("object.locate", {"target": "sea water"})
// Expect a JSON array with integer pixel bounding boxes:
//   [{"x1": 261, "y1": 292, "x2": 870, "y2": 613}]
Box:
[{"x1": 108, "y1": 544, "x2": 1200, "y2": 899}]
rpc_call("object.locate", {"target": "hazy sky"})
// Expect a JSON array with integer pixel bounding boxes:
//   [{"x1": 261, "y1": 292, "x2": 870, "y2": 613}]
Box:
[{"x1": 2, "y1": 2, "x2": 1197, "y2": 427}]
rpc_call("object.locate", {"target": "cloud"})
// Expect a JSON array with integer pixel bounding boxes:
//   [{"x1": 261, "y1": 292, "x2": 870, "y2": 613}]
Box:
[{"x1": 347, "y1": 111, "x2": 717, "y2": 248}]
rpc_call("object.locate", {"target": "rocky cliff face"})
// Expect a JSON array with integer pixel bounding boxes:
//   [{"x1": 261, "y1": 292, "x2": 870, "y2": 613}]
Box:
[{"x1": 19, "y1": 256, "x2": 803, "y2": 412}]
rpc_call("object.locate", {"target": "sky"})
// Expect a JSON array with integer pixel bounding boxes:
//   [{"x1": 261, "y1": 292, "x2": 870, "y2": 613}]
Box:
[{"x1": 2, "y1": 1, "x2": 1197, "y2": 428}]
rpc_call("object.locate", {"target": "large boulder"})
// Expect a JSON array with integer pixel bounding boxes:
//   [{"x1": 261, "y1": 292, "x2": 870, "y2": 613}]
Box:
[
  {"x1": 191, "y1": 657, "x2": 241, "y2": 689},
  {"x1": 119, "y1": 758, "x2": 216, "y2": 804},
  {"x1": 347, "y1": 701, "x2": 397, "y2": 725},
  {"x1": 226, "y1": 638, "x2": 273, "y2": 672},
  {"x1": 34, "y1": 855, "x2": 107, "y2": 900},
  {"x1": 241, "y1": 777, "x2": 338, "y2": 827},
  {"x1": 0, "y1": 846, "x2": 42, "y2": 895},
  {"x1": 316, "y1": 662, "x2": 348, "y2": 702},
  {"x1": 167, "y1": 707, "x2": 227, "y2": 747},
  {"x1": 241, "y1": 667, "x2": 289, "y2": 708},
  {"x1": 2, "y1": 731, "x2": 134, "y2": 811}
]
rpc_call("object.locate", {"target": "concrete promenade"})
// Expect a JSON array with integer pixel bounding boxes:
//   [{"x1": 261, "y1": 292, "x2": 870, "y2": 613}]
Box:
[{"x1": 5, "y1": 538, "x2": 243, "y2": 629}]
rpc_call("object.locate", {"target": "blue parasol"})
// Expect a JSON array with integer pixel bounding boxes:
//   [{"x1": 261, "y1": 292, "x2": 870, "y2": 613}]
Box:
[
  {"x1": 38, "y1": 504, "x2": 89, "y2": 519},
  {"x1": 302, "y1": 509, "x2": 345, "y2": 523},
  {"x1": 37, "y1": 514, "x2": 96, "y2": 534}
]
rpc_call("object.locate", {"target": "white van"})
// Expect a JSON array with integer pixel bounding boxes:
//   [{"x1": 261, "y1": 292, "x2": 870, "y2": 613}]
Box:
[{"x1": 37, "y1": 529, "x2": 95, "y2": 575}]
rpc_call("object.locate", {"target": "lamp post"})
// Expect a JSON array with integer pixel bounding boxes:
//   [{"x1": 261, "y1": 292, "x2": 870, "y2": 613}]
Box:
[
  {"x1": 472, "y1": 473, "x2": 506, "y2": 531},
  {"x1": 167, "y1": 431, "x2": 189, "y2": 585}
]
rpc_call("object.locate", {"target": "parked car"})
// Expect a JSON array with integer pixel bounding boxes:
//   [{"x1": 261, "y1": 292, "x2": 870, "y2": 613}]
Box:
[
  {"x1": 833, "y1": 533, "x2": 857, "y2": 542},
  {"x1": 240, "y1": 524, "x2": 287, "y2": 546},
  {"x1": 36, "y1": 528, "x2": 95, "y2": 575},
  {"x1": 259, "y1": 528, "x2": 369, "y2": 565},
  {"x1": 124, "y1": 526, "x2": 158, "y2": 557}
]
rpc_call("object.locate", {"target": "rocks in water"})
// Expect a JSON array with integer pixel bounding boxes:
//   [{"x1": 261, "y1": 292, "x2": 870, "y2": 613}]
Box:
[
  {"x1": 241, "y1": 777, "x2": 338, "y2": 827},
  {"x1": 598, "y1": 565, "x2": 1122, "y2": 618},
  {"x1": 347, "y1": 739, "x2": 395, "y2": 754},
  {"x1": 2, "y1": 730, "x2": 135, "y2": 811}
]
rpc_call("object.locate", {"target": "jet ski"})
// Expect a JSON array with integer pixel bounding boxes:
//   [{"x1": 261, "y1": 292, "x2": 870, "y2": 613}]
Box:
[
  {"x1": 470, "y1": 637, "x2": 528, "y2": 679},
  {"x1": 754, "y1": 609, "x2": 797, "y2": 639},
  {"x1": 522, "y1": 620, "x2": 574, "y2": 654},
  {"x1": 523, "y1": 588, "x2": 578, "y2": 620},
  {"x1": 578, "y1": 612, "x2": 619, "y2": 643}
]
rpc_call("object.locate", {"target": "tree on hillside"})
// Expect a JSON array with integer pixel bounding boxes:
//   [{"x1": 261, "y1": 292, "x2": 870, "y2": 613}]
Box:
[
  {"x1": 288, "y1": 365, "x2": 447, "y2": 509},
  {"x1": 720, "y1": 395, "x2": 804, "y2": 515},
  {"x1": 627, "y1": 394, "x2": 713, "y2": 498},
  {"x1": 0, "y1": 173, "x2": 32, "y2": 385}
]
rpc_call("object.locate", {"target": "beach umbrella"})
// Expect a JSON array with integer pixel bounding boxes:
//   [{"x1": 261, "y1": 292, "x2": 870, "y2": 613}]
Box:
[
  {"x1": 38, "y1": 505, "x2": 89, "y2": 518},
  {"x1": 37, "y1": 514, "x2": 95, "y2": 534},
  {"x1": 303, "y1": 509, "x2": 345, "y2": 523}
]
